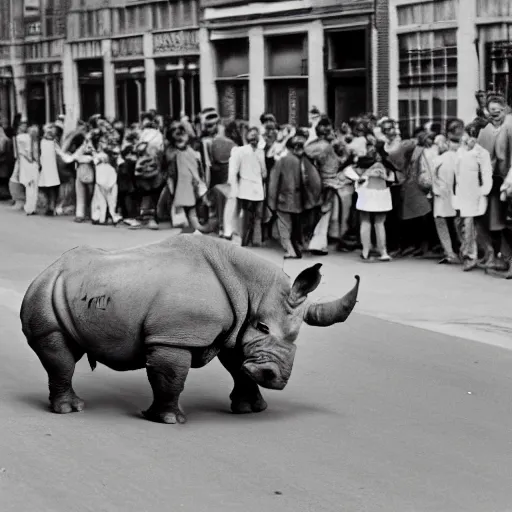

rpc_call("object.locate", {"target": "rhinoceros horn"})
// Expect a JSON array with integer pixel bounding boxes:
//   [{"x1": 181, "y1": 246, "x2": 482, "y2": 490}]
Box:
[{"x1": 303, "y1": 275, "x2": 360, "y2": 327}]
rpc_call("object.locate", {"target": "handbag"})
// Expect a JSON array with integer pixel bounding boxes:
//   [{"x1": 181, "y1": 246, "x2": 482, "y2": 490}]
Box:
[
  {"x1": 77, "y1": 163, "x2": 95, "y2": 184},
  {"x1": 417, "y1": 152, "x2": 433, "y2": 193},
  {"x1": 134, "y1": 155, "x2": 160, "y2": 180}
]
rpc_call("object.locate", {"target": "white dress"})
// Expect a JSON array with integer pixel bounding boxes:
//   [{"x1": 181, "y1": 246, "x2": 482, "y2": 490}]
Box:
[
  {"x1": 38, "y1": 138, "x2": 61, "y2": 188},
  {"x1": 355, "y1": 164, "x2": 393, "y2": 213}
]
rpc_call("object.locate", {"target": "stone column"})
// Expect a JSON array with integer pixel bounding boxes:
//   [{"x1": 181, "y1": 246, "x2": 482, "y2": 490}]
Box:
[
  {"x1": 143, "y1": 33, "x2": 156, "y2": 111},
  {"x1": 307, "y1": 20, "x2": 325, "y2": 115},
  {"x1": 178, "y1": 58, "x2": 186, "y2": 117},
  {"x1": 457, "y1": 0, "x2": 478, "y2": 122},
  {"x1": 44, "y1": 64, "x2": 51, "y2": 124},
  {"x1": 9, "y1": 53, "x2": 26, "y2": 119},
  {"x1": 62, "y1": 43, "x2": 79, "y2": 135},
  {"x1": 101, "y1": 39, "x2": 116, "y2": 120},
  {"x1": 371, "y1": 24, "x2": 378, "y2": 114},
  {"x1": 248, "y1": 26, "x2": 264, "y2": 126},
  {"x1": 388, "y1": 0, "x2": 399, "y2": 120},
  {"x1": 199, "y1": 27, "x2": 217, "y2": 112}
]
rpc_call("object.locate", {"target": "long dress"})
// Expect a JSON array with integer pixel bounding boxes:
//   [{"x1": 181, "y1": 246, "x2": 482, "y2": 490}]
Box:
[
  {"x1": 173, "y1": 147, "x2": 202, "y2": 208},
  {"x1": 38, "y1": 138, "x2": 61, "y2": 188}
]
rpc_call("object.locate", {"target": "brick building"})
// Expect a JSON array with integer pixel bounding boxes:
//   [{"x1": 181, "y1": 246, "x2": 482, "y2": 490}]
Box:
[{"x1": 1, "y1": 0, "x2": 393, "y2": 131}]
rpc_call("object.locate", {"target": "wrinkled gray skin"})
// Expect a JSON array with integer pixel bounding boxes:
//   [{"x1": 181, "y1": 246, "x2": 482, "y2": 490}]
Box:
[{"x1": 20, "y1": 235, "x2": 360, "y2": 424}]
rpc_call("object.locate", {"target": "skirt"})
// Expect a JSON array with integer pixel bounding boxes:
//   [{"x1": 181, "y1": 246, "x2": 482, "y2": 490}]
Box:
[{"x1": 356, "y1": 186, "x2": 392, "y2": 213}]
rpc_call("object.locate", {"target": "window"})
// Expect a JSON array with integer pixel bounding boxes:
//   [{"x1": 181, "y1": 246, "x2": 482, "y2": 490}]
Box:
[
  {"x1": 397, "y1": 0, "x2": 456, "y2": 26},
  {"x1": 218, "y1": 82, "x2": 248, "y2": 120},
  {"x1": 477, "y1": 0, "x2": 512, "y2": 18},
  {"x1": 78, "y1": 10, "x2": 103, "y2": 38},
  {"x1": 398, "y1": 29, "x2": 457, "y2": 137},
  {"x1": 486, "y1": 41, "x2": 512, "y2": 106},
  {"x1": 328, "y1": 30, "x2": 367, "y2": 70},
  {"x1": 265, "y1": 33, "x2": 308, "y2": 126},
  {"x1": 151, "y1": 3, "x2": 170, "y2": 30},
  {"x1": 44, "y1": 0, "x2": 67, "y2": 37},
  {"x1": 215, "y1": 38, "x2": 249, "y2": 121}
]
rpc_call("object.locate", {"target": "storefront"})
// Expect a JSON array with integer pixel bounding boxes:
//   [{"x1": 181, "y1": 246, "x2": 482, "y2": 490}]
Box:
[
  {"x1": 77, "y1": 59, "x2": 104, "y2": 121},
  {"x1": 69, "y1": 40, "x2": 105, "y2": 122},
  {"x1": 201, "y1": 0, "x2": 377, "y2": 127},
  {"x1": 111, "y1": 36, "x2": 145, "y2": 124},
  {"x1": 152, "y1": 29, "x2": 201, "y2": 119},
  {"x1": 265, "y1": 32, "x2": 309, "y2": 126},
  {"x1": 325, "y1": 24, "x2": 372, "y2": 127},
  {"x1": 212, "y1": 35, "x2": 249, "y2": 120}
]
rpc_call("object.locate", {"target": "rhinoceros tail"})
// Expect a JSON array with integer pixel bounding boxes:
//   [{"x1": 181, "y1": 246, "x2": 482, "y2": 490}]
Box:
[{"x1": 87, "y1": 354, "x2": 97, "y2": 371}]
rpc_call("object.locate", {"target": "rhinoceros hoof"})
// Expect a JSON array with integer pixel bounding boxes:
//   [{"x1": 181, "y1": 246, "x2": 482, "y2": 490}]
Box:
[
  {"x1": 50, "y1": 396, "x2": 85, "y2": 414},
  {"x1": 141, "y1": 408, "x2": 187, "y2": 425},
  {"x1": 231, "y1": 397, "x2": 268, "y2": 414}
]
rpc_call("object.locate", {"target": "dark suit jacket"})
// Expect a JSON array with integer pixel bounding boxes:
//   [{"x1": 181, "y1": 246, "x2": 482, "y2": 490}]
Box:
[{"x1": 267, "y1": 152, "x2": 322, "y2": 213}]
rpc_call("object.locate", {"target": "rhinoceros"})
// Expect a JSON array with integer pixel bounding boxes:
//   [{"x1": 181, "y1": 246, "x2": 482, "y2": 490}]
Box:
[{"x1": 20, "y1": 235, "x2": 360, "y2": 424}]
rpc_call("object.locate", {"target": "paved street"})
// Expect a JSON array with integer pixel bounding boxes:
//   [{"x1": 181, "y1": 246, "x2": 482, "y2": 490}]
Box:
[{"x1": 1, "y1": 203, "x2": 512, "y2": 512}]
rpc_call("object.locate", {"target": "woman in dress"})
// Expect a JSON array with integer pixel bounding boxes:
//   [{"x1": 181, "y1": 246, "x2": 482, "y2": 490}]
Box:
[
  {"x1": 354, "y1": 140, "x2": 395, "y2": 261},
  {"x1": 17, "y1": 123, "x2": 40, "y2": 215},
  {"x1": 38, "y1": 123, "x2": 61, "y2": 216}
]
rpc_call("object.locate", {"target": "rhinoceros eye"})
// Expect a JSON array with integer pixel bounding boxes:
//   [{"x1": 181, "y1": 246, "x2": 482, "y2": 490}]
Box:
[{"x1": 255, "y1": 322, "x2": 270, "y2": 334}]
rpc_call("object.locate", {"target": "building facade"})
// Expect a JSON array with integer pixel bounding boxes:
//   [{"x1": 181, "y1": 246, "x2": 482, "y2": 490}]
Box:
[
  {"x1": 0, "y1": 0, "x2": 67, "y2": 127},
  {"x1": 389, "y1": 0, "x2": 512, "y2": 137},
  {"x1": 63, "y1": 0, "x2": 201, "y2": 132},
  {"x1": 199, "y1": 0, "x2": 390, "y2": 127},
  {"x1": 1, "y1": 0, "x2": 396, "y2": 132}
]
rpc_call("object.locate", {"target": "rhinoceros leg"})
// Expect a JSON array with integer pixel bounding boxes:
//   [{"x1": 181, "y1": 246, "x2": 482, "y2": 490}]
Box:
[
  {"x1": 142, "y1": 345, "x2": 192, "y2": 425},
  {"x1": 218, "y1": 349, "x2": 268, "y2": 414},
  {"x1": 28, "y1": 331, "x2": 86, "y2": 414}
]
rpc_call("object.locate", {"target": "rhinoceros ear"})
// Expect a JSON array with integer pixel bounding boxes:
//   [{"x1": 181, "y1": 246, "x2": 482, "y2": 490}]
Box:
[{"x1": 289, "y1": 263, "x2": 323, "y2": 305}]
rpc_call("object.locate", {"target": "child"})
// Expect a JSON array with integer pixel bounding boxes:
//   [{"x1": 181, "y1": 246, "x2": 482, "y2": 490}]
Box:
[
  {"x1": 39, "y1": 123, "x2": 61, "y2": 216},
  {"x1": 90, "y1": 149, "x2": 121, "y2": 226}
]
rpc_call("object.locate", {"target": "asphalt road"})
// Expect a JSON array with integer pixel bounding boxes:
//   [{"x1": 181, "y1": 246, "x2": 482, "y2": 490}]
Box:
[{"x1": 1, "y1": 205, "x2": 512, "y2": 512}]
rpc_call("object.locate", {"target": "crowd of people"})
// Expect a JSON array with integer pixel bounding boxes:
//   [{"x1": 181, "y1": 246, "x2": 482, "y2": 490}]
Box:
[{"x1": 1, "y1": 92, "x2": 512, "y2": 279}]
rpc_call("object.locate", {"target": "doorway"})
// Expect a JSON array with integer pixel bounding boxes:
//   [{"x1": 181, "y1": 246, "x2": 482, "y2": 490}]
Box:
[
  {"x1": 26, "y1": 81, "x2": 46, "y2": 126},
  {"x1": 327, "y1": 76, "x2": 367, "y2": 127},
  {"x1": 77, "y1": 59, "x2": 104, "y2": 121}
]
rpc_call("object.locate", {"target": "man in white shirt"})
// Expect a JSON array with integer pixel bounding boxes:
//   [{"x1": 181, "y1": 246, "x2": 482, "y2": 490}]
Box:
[{"x1": 227, "y1": 126, "x2": 267, "y2": 247}]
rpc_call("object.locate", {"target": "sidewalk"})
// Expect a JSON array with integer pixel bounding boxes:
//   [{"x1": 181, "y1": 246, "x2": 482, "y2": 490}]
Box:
[{"x1": 1, "y1": 202, "x2": 511, "y2": 350}]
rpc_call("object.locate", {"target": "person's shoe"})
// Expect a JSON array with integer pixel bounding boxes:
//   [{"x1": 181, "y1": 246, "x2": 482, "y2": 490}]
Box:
[
  {"x1": 463, "y1": 259, "x2": 478, "y2": 272},
  {"x1": 147, "y1": 219, "x2": 159, "y2": 230},
  {"x1": 487, "y1": 256, "x2": 508, "y2": 271},
  {"x1": 192, "y1": 229, "x2": 203, "y2": 235},
  {"x1": 128, "y1": 220, "x2": 143, "y2": 230},
  {"x1": 439, "y1": 255, "x2": 459, "y2": 264},
  {"x1": 74, "y1": 217, "x2": 85, "y2": 223},
  {"x1": 310, "y1": 249, "x2": 328, "y2": 256},
  {"x1": 379, "y1": 253, "x2": 392, "y2": 262},
  {"x1": 400, "y1": 246, "x2": 415, "y2": 257}
]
